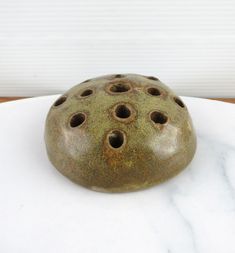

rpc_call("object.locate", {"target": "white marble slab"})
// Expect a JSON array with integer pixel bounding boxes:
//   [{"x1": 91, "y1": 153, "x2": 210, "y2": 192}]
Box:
[{"x1": 0, "y1": 96, "x2": 234, "y2": 253}]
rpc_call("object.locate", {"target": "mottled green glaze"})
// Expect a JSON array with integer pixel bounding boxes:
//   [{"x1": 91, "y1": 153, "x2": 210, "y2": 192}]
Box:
[{"x1": 44, "y1": 74, "x2": 196, "y2": 192}]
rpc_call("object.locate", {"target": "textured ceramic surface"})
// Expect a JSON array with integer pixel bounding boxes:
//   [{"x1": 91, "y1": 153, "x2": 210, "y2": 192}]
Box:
[
  {"x1": 0, "y1": 97, "x2": 235, "y2": 253},
  {"x1": 44, "y1": 74, "x2": 197, "y2": 192}
]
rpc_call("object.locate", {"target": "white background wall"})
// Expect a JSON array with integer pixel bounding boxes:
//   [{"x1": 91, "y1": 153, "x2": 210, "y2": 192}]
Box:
[{"x1": 0, "y1": 0, "x2": 235, "y2": 97}]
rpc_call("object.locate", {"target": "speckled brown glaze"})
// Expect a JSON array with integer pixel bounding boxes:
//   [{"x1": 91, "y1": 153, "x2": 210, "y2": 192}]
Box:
[{"x1": 44, "y1": 74, "x2": 197, "y2": 192}]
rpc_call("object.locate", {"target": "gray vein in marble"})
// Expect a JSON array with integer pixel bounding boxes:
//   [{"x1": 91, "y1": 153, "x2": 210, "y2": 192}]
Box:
[
  {"x1": 218, "y1": 151, "x2": 235, "y2": 210},
  {"x1": 170, "y1": 194, "x2": 198, "y2": 253}
]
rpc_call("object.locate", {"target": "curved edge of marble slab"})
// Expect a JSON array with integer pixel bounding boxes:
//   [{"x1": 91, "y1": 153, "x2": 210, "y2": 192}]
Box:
[{"x1": 0, "y1": 95, "x2": 234, "y2": 253}]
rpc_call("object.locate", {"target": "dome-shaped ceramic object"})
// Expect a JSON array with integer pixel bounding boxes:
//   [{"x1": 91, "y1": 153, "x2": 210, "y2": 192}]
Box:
[{"x1": 45, "y1": 74, "x2": 196, "y2": 192}]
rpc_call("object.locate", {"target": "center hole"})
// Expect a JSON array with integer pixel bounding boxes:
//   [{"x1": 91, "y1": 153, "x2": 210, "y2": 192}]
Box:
[
  {"x1": 108, "y1": 130, "x2": 125, "y2": 149},
  {"x1": 150, "y1": 111, "x2": 168, "y2": 124},
  {"x1": 110, "y1": 83, "x2": 130, "y2": 93},
  {"x1": 115, "y1": 104, "x2": 131, "y2": 119},
  {"x1": 114, "y1": 74, "x2": 124, "y2": 78},
  {"x1": 70, "y1": 113, "x2": 86, "y2": 128}
]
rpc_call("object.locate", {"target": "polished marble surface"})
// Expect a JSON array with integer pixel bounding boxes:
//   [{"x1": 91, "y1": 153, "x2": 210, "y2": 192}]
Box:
[{"x1": 0, "y1": 96, "x2": 234, "y2": 253}]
